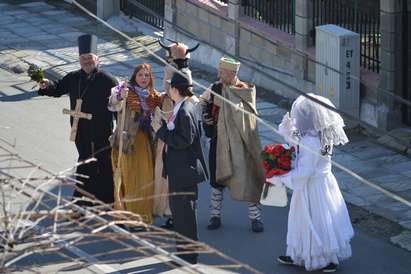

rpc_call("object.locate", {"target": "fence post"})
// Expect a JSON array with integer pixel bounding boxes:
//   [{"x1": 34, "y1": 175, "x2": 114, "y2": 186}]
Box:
[
  {"x1": 401, "y1": 0, "x2": 410, "y2": 125},
  {"x1": 293, "y1": 0, "x2": 313, "y2": 81},
  {"x1": 228, "y1": 0, "x2": 241, "y2": 57},
  {"x1": 295, "y1": 0, "x2": 314, "y2": 50},
  {"x1": 378, "y1": 0, "x2": 403, "y2": 129},
  {"x1": 97, "y1": 0, "x2": 120, "y2": 20},
  {"x1": 164, "y1": 0, "x2": 175, "y2": 28},
  {"x1": 163, "y1": 0, "x2": 176, "y2": 41}
]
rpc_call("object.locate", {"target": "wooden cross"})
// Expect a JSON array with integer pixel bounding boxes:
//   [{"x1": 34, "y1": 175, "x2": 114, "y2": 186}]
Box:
[{"x1": 62, "y1": 99, "x2": 93, "y2": 142}]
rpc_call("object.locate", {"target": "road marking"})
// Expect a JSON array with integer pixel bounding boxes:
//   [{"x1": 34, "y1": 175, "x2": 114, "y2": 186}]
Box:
[{"x1": 58, "y1": 239, "x2": 122, "y2": 274}]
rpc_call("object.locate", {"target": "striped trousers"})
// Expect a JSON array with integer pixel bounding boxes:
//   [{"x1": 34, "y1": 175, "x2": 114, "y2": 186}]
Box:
[{"x1": 210, "y1": 187, "x2": 262, "y2": 221}]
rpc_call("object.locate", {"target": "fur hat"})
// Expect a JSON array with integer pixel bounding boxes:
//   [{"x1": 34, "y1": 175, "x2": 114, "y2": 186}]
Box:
[{"x1": 219, "y1": 56, "x2": 240, "y2": 72}]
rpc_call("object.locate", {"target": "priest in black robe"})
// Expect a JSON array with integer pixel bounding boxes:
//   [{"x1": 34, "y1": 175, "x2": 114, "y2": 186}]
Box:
[{"x1": 38, "y1": 34, "x2": 118, "y2": 206}]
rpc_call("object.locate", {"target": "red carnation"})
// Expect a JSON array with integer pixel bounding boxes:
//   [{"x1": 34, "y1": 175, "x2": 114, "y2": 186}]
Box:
[
  {"x1": 278, "y1": 155, "x2": 291, "y2": 169},
  {"x1": 261, "y1": 144, "x2": 295, "y2": 178},
  {"x1": 272, "y1": 144, "x2": 285, "y2": 157},
  {"x1": 262, "y1": 160, "x2": 270, "y2": 170},
  {"x1": 266, "y1": 168, "x2": 288, "y2": 178},
  {"x1": 264, "y1": 145, "x2": 274, "y2": 154}
]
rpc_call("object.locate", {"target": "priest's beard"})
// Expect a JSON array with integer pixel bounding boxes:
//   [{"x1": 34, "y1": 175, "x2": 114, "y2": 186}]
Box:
[
  {"x1": 82, "y1": 64, "x2": 98, "y2": 74},
  {"x1": 80, "y1": 55, "x2": 100, "y2": 74}
]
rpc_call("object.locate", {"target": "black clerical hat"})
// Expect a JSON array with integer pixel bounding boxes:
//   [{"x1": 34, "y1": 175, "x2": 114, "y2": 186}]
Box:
[{"x1": 78, "y1": 34, "x2": 97, "y2": 55}]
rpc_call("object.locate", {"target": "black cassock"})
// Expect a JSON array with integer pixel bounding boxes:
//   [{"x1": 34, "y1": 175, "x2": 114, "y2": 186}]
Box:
[{"x1": 38, "y1": 68, "x2": 118, "y2": 205}]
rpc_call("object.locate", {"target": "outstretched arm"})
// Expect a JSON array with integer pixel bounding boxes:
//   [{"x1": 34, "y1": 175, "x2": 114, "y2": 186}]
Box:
[
  {"x1": 108, "y1": 82, "x2": 126, "y2": 112},
  {"x1": 38, "y1": 74, "x2": 71, "y2": 97}
]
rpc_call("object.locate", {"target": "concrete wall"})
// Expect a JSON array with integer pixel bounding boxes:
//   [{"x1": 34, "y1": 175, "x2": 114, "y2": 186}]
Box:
[
  {"x1": 164, "y1": 0, "x2": 405, "y2": 130},
  {"x1": 97, "y1": 0, "x2": 119, "y2": 20},
  {"x1": 165, "y1": 0, "x2": 315, "y2": 101}
]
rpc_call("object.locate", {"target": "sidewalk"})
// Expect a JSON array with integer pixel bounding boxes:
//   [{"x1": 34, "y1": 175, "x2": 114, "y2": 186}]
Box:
[{"x1": 1, "y1": 0, "x2": 411, "y2": 251}]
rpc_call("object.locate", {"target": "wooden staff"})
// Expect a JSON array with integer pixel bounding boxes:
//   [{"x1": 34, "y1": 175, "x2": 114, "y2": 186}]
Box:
[{"x1": 114, "y1": 81, "x2": 128, "y2": 210}]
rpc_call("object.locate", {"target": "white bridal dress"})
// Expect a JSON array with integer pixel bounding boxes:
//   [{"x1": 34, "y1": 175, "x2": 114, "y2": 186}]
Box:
[{"x1": 276, "y1": 93, "x2": 354, "y2": 270}]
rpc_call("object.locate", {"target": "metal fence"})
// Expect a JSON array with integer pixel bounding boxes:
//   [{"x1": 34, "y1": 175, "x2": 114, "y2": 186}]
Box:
[
  {"x1": 312, "y1": 0, "x2": 380, "y2": 72},
  {"x1": 402, "y1": 0, "x2": 410, "y2": 125},
  {"x1": 76, "y1": 0, "x2": 96, "y2": 14},
  {"x1": 241, "y1": 0, "x2": 295, "y2": 35},
  {"x1": 120, "y1": 0, "x2": 164, "y2": 29}
]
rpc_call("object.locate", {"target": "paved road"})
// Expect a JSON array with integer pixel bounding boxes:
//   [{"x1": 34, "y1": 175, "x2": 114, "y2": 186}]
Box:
[{"x1": 1, "y1": 67, "x2": 411, "y2": 274}]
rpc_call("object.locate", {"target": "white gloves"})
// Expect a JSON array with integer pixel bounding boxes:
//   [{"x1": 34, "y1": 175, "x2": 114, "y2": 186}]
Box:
[
  {"x1": 278, "y1": 112, "x2": 298, "y2": 145},
  {"x1": 266, "y1": 176, "x2": 283, "y2": 187}
]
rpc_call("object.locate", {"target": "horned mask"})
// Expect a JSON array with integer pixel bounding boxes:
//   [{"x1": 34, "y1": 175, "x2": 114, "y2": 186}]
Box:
[{"x1": 158, "y1": 39, "x2": 200, "y2": 69}]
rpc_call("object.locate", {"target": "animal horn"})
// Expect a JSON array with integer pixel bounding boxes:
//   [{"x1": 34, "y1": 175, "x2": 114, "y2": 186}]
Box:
[
  {"x1": 166, "y1": 38, "x2": 179, "y2": 45},
  {"x1": 158, "y1": 39, "x2": 172, "y2": 52},
  {"x1": 186, "y1": 43, "x2": 200, "y2": 53}
]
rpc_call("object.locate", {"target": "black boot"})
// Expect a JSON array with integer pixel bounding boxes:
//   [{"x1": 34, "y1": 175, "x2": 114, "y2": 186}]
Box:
[
  {"x1": 251, "y1": 219, "x2": 264, "y2": 233},
  {"x1": 277, "y1": 255, "x2": 295, "y2": 265},
  {"x1": 322, "y1": 263, "x2": 338, "y2": 273},
  {"x1": 160, "y1": 217, "x2": 174, "y2": 230},
  {"x1": 207, "y1": 216, "x2": 221, "y2": 230}
]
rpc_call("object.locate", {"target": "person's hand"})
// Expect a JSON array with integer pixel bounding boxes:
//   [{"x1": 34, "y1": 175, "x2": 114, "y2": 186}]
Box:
[
  {"x1": 120, "y1": 88, "x2": 127, "y2": 99},
  {"x1": 189, "y1": 95, "x2": 200, "y2": 104},
  {"x1": 120, "y1": 84, "x2": 129, "y2": 99},
  {"x1": 39, "y1": 79, "x2": 49, "y2": 90},
  {"x1": 203, "y1": 113, "x2": 214, "y2": 125},
  {"x1": 266, "y1": 176, "x2": 283, "y2": 187},
  {"x1": 278, "y1": 112, "x2": 298, "y2": 145}
]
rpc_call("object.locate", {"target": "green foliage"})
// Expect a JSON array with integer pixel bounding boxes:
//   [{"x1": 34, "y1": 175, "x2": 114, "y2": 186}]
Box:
[{"x1": 27, "y1": 64, "x2": 44, "y2": 83}]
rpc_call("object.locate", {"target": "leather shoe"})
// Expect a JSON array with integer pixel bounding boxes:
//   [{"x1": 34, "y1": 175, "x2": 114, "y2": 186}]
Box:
[
  {"x1": 251, "y1": 219, "x2": 264, "y2": 233},
  {"x1": 160, "y1": 217, "x2": 174, "y2": 230},
  {"x1": 207, "y1": 216, "x2": 221, "y2": 230}
]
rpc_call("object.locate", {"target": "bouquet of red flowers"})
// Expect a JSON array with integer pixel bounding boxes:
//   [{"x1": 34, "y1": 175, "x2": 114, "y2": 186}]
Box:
[{"x1": 261, "y1": 144, "x2": 296, "y2": 178}]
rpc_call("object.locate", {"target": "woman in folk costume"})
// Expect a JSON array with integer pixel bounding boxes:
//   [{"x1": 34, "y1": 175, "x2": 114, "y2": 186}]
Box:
[
  {"x1": 271, "y1": 94, "x2": 354, "y2": 272},
  {"x1": 152, "y1": 64, "x2": 174, "y2": 227},
  {"x1": 108, "y1": 64, "x2": 162, "y2": 225}
]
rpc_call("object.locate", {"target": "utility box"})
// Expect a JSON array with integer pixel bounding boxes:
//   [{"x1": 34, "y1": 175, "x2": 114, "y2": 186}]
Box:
[{"x1": 315, "y1": 24, "x2": 360, "y2": 126}]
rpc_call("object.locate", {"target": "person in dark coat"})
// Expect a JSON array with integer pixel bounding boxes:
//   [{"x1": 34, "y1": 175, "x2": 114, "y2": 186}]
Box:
[
  {"x1": 153, "y1": 72, "x2": 207, "y2": 264},
  {"x1": 38, "y1": 34, "x2": 118, "y2": 206}
]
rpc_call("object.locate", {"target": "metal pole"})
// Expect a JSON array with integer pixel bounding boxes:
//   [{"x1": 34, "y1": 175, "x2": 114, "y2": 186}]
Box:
[{"x1": 402, "y1": 0, "x2": 410, "y2": 124}]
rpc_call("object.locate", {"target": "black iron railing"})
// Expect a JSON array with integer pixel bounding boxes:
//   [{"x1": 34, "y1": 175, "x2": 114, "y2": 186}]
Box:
[
  {"x1": 313, "y1": 0, "x2": 380, "y2": 72},
  {"x1": 120, "y1": 0, "x2": 164, "y2": 29},
  {"x1": 77, "y1": 0, "x2": 97, "y2": 14},
  {"x1": 241, "y1": 0, "x2": 295, "y2": 35},
  {"x1": 402, "y1": 0, "x2": 410, "y2": 125}
]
